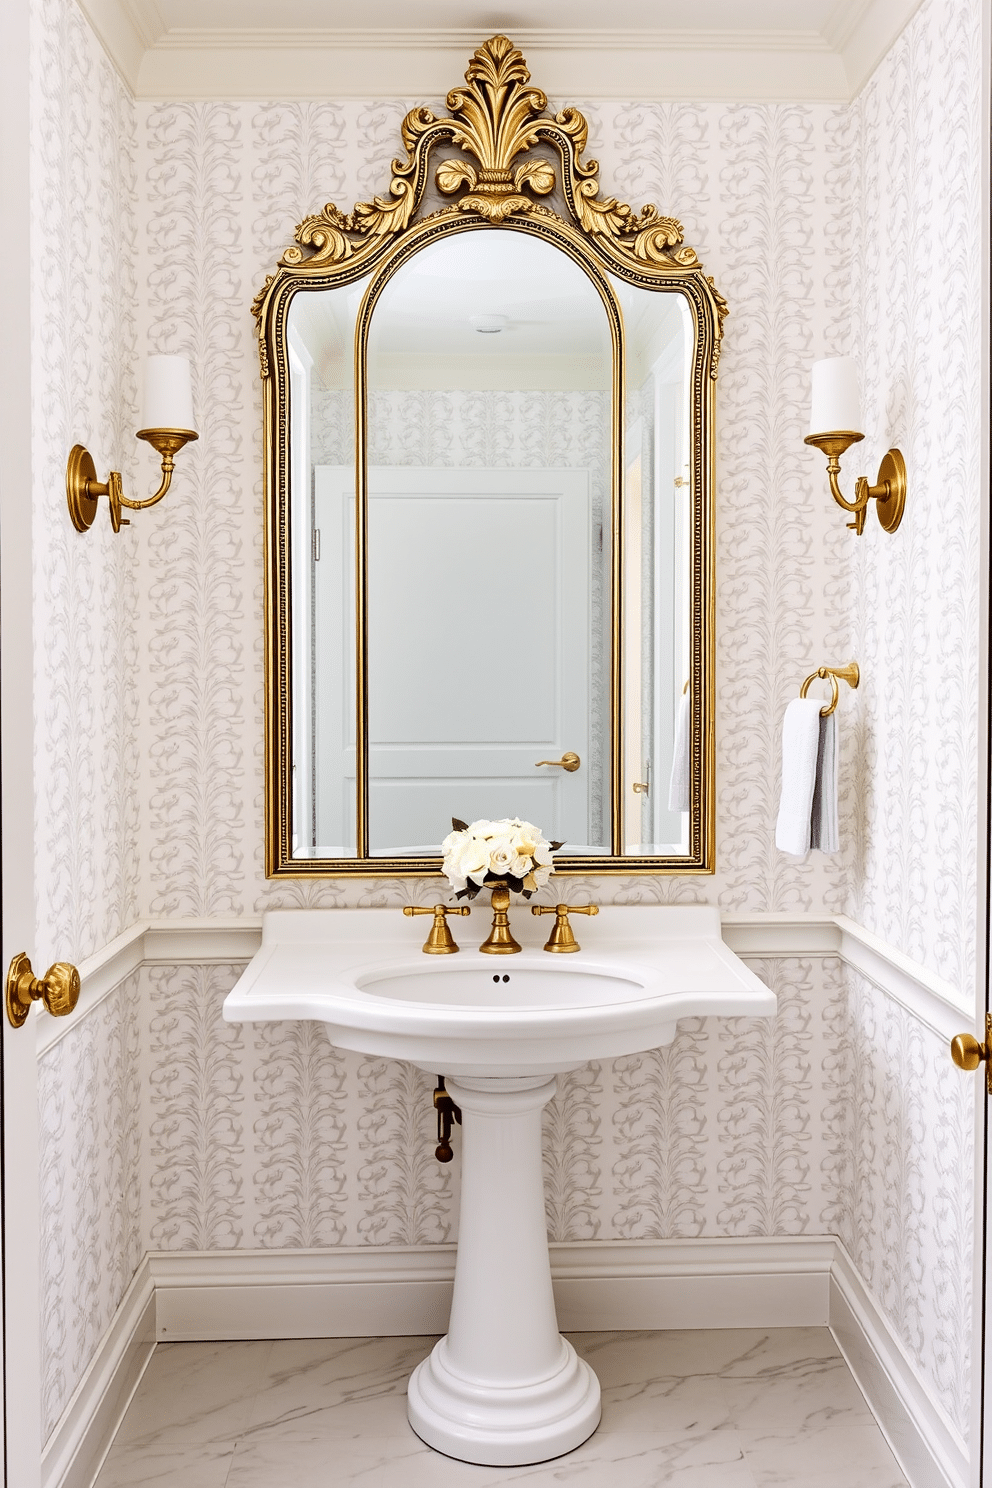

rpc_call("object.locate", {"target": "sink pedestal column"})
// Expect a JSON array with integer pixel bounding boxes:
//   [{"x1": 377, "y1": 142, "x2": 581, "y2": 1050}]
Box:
[{"x1": 407, "y1": 1073, "x2": 601, "y2": 1466}]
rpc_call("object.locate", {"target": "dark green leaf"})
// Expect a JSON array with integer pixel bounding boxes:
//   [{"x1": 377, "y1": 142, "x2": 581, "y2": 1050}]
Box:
[{"x1": 451, "y1": 817, "x2": 470, "y2": 833}]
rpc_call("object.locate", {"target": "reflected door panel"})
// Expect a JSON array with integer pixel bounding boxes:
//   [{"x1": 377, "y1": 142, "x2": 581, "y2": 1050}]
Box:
[{"x1": 312, "y1": 466, "x2": 593, "y2": 854}]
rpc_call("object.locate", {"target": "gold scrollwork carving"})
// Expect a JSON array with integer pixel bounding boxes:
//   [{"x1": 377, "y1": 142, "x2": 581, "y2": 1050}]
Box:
[
  {"x1": 252, "y1": 35, "x2": 725, "y2": 380},
  {"x1": 257, "y1": 34, "x2": 717, "y2": 297}
]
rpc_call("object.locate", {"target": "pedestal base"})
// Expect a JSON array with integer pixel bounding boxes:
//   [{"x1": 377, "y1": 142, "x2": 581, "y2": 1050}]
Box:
[
  {"x1": 406, "y1": 1072, "x2": 602, "y2": 1466},
  {"x1": 408, "y1": 1335, "x2": 601, "y2": 1466}
]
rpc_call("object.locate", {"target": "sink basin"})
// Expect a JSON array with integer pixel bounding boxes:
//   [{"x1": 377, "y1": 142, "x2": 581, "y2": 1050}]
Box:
[
  {"x1": 224, "y1": 903, "x2": 774, "y2": 1468},
  {"x1": 359, "y1": 965, "x2": 646, "y2": 1008},
  {"x1": 224, "y1": 904, "x2": 774, "y2": 1077}
]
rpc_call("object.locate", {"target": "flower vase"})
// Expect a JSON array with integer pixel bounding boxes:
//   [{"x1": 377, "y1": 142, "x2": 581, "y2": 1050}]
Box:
[{"x1": 479, "y1": 882, "x2": 522, "y2": 955}]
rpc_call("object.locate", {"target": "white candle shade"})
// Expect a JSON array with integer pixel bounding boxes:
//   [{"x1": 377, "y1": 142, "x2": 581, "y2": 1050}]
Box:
[
  {"x1": 809, "y1": 356, "x2": 862, "y2": 437},
  {"x1": 142, "y1": 355, "x2": 196, "y2": 433}
]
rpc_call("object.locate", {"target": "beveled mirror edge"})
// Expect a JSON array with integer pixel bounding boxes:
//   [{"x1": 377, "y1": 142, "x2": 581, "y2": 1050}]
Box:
[{"x1": 257, "y1": 33, "x2": 722, "y2": 879}]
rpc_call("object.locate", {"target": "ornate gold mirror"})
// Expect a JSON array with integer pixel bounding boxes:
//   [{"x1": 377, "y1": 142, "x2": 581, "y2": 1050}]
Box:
[{"x1": 255, "y1": 35, "x2": 726, "y2": 878}]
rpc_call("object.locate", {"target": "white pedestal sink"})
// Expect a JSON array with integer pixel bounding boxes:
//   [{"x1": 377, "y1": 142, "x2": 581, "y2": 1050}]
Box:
[{"x1": 224, "y1": 905, "x2": 774, "y2": 1466}]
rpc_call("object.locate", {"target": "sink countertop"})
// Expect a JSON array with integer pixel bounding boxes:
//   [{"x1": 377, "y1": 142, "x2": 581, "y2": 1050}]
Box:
[{"x1": 223, "y1": 906, "x2": 776, "y2": 1075}]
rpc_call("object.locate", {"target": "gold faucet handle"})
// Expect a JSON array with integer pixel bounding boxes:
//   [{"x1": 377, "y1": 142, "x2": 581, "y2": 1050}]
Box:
[
  {"x1": 531, "y1": 903, "x2": 598, "y2": 954},
  {"x1": 404, "y1": 904, "x2": 470, "y2": 955},
  {"x1": 5, "y1": 952, "x2": 81, "y2": 1028}
]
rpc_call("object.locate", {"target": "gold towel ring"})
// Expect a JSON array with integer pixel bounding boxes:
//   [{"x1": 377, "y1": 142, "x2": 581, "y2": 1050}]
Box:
[{"x1": 800, "y1": 662, "x2": 860, "y2": 718}]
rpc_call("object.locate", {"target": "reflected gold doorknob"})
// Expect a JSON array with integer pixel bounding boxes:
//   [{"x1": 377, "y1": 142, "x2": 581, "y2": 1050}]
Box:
[
  {"x1": 5, "y1": 952, "x2": 80, "y2": 1028},
  {"x1": 534, "y1": 751, "x2": 581, "y2": 772},
  {"x1": 950, "y1": 1013, "x2": 992, "y2": 1093}
]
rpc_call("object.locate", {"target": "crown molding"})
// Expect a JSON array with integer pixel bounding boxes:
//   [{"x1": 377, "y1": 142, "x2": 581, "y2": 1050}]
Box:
[
  {"x1": 834, "y1": 0, "x2": 925, "y2": 94},
  {"x1": 134, "y1": 34, "x2": 850, "y2": 102},
  {"x1": 74, "y1": 0, "x2": 925, "y2": 102}
]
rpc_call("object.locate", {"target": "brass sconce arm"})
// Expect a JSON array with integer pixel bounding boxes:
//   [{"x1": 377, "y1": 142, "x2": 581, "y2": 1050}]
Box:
[
  {"x1": 804, "y1": 430, "x2": 906, "y2": 537},
  {"x1": 67, "y1": 428, "x2": 198, "y2": 534}
]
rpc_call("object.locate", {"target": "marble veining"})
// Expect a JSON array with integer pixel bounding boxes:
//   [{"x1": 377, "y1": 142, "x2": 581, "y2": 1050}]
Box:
[{"x1": 92, "y1": 1329, "x2": 907, "y2": 1488}]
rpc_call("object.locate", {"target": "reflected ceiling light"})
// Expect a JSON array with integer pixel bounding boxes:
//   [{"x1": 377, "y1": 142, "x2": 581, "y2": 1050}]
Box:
[{"x1": 470, "y1": 314, "x2": 509, "y2": 334}]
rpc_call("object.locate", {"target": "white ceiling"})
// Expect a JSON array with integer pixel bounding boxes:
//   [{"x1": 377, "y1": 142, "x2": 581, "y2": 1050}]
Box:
[{"x1": 80, "y1": 0, "x2": 924, "y2": 99}]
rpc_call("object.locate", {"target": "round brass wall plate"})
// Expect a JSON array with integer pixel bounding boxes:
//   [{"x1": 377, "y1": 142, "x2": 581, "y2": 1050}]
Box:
[
  {"x1": 5, "y1": 951, "x2": 33, "y2": 1027},
  {"x1": 875, "y1": 448, "x2": 907, "y2": 533},
  {"x1": 66, "y1": 444, "x2": 99, "y2": 532}
]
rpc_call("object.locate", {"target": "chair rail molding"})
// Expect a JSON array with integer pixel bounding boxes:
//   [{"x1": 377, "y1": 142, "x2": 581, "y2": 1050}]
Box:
[{"x1": 34, "y1": 909, "x2": 972, "y2": 1056}]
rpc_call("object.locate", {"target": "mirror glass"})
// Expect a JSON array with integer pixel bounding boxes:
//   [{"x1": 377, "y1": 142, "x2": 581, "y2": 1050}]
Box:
[
  {"x1": 284, "y1": 227, "x2": 696, "y2": 865},
  {"x1": 612, "y1": 276, "x2": 693, "y2": 856},
  {"x1": 287, "y1": 276, "x2": 370, "y2": 858},
  {"x1": 366, "y1": 229, "x2": 611, "y2": 857}
]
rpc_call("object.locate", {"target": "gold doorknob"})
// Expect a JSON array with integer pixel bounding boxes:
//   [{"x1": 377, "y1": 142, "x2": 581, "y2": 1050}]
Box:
[
  {"x1": 951, "y1": 1015, "x2": 992, "y2": 1092},
  {"x1": 5, "y1": 952, "x2": 80, "y2": 1028},
  {"x1": 534, "y1": 751, "x2": 581, "y2": 772}
]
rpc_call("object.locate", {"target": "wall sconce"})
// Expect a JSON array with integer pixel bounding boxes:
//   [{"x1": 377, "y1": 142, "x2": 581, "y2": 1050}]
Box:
[
  {"x1": 804, "y1": 357, "x2": 906, "y2": 536},
  {"x1": 66, "y1": 355, "x2": 198, "y2": 533}
]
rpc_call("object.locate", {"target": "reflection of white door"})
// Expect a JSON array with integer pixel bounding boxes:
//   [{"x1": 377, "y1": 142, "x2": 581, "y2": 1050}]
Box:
[{"x1": 313, "y1": 467, "x2": 591, "y2": 854}]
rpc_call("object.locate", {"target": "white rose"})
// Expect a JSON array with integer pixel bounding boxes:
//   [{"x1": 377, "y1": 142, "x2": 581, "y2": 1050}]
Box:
[
  {"x1": 532, "y1": 863, "x2": 553, "y2": 888},
  {"x1": 510, "y1": 826, "x2": 539, "y2": 858},
  {"x1": 487, "y1": 839, "x2": 517, "y2": 877},
  {"x1": 442, "y1": 831, "x2": 488, "y2": 890}
]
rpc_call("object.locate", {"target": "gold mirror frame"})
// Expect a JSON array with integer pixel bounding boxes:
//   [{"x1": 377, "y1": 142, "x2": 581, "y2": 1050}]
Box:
[{"x1": 254, "y1": 34, "x2": 727, "y2": 879}]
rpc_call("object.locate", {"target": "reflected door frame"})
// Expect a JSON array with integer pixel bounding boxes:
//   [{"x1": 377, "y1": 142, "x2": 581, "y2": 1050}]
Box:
[{"x1": 310, "y1": 466, "x2": 598, "y2": 856}]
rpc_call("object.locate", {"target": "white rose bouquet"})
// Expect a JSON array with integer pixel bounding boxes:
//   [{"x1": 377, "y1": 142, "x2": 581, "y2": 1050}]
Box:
[{"x1": 441, "y1": 817, "x2": 564, "y2": 900}]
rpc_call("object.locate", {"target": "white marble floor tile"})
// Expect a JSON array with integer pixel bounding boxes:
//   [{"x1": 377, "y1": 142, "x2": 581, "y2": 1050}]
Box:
[
  {"x1": 93, "y1": 1441, "x2": 237, "y2": 1488},
  {"x1": 569, "y1": 1333, "x2": 733, "y2": 1433},
  {"x1": 715, "y1": 1329, "x2": 847, "y2": 1377},
  {"x1": 225, "y1": 1428, "x2": 758, "y2": 1487},
  {"x1": 244, "y1": 1335, "x2": 437, "y2": 1440},
  {"x1": 720, "y1": 1352, "x2": 872, "y2": 1432},
  {"x1": 95, "y1": 1327, "x2": 907, "y2": 1487},
  {"x1": 581, "y1": 1327, "x2": 839, "y2": 1381},
  {"x1": 113, "y1": 1340, "x2": 273, "y2": 1447},
  {"x1": 739, "y1": 1420, "x2": 909, "y2": 1487}
]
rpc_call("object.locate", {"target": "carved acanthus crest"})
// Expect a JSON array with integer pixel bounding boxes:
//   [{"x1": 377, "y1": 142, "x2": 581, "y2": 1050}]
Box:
[{"x1": 264, "y1": 35, "x2": 705, "y2": 279}]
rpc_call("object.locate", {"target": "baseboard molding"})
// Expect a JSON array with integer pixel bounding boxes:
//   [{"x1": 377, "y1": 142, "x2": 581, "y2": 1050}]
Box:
[
  {"x1": 829, "y1": 1245, "x2": 967, "y2": 1488},
  {"x1": 45, "y1": 1237, "x2": 963, "y2": 1488},
  {"x1": 150, "y1": 1236, "x2": 835, "y2": 1341},
  {"x1": 41, "y1": 1260, "x2": 155, "y2": 1488}
]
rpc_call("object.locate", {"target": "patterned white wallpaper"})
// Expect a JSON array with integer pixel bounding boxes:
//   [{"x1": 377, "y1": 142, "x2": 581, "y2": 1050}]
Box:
[
  {"x1": 31, "y1": 0, "x2": 982, "y2": 1461},
  {"x1": 133, "y1": 93, "x2": 855, "y2": 922},
  {"x1": 31, "y1": 0, "x2": 141, "y2": 971},
  {"x1": 39, "y1": 974, "x2": 142, "y2": 1442},
  {"x1": 845, "y1": 0, "x2": 982, "y2": 1001}
]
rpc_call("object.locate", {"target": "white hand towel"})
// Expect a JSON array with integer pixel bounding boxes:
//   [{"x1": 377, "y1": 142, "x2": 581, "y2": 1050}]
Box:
[
  {"x1": 775, "y1": 697, "x2": 823, "y2": 857},
  {"x1": 668, "y1": 689, "x2": 691, "y2": 812},
  {"x1": 810, "y1": 711, "x2": 839, "y2": 852}
]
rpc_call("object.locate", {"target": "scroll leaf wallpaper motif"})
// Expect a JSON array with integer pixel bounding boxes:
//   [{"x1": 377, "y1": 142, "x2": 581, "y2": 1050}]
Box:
[
  {"x1": 134, "y1": 93, "x2": 854, "y2": 922},
  {"x1": 32, "y1": 0, "x2": 141, "y2": 971},
  {"x1": 39, "y1": 974, "x2": 142, "y2": 1442},
  {"x1": 846, "y1": 0, "x2": 981, "y2": 1000},
  {"x1": 32, "y1": 0, "x2": 980, "y2": 1462}
]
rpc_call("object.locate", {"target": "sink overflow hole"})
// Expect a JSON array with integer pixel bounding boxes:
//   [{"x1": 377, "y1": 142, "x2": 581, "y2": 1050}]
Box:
[{"x1": 492, "y1": 974, "x2": 511, "y2": 983}]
